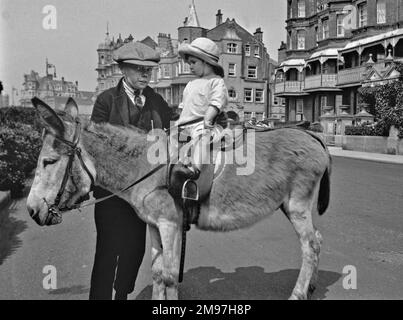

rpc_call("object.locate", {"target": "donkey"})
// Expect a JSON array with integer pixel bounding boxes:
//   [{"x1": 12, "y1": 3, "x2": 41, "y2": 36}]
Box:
[{"x1": 27, "y1": 97, "x2": 331, "y2": 300}]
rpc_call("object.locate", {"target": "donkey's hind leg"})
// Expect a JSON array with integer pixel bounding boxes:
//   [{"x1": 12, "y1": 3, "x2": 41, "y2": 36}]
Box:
[
  {"x1": 282, "y1": 195, "x2": 322, "y2": 300},
  {"x1": 149, "y1": 225, "x2": 166, "y2": 300}
]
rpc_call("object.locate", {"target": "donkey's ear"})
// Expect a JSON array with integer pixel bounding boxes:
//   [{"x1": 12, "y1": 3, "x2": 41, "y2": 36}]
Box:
[
  {"x1": 31, "y1": 97, "x2": 65, "y2": 136},
  {"x1": 65, "y1": 97, "x2": 79, "y2": 119}
]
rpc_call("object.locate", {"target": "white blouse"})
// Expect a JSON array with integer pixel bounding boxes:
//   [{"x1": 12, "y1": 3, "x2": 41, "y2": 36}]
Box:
[{"x1": 178, "y1": 76, "x2": 228, "y2": 125}]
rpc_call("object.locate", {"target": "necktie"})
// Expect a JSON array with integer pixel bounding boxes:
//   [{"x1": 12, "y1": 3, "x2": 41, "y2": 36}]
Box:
[{"x1": 134, "y1": 89, "x2": 144, "y2": 108}]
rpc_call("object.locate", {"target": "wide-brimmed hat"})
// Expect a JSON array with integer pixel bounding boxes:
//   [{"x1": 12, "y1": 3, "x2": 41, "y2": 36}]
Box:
[
  {"x1": 113, "y1": 42, "x2": 160, "y2": 67},
  {"x1": 178, "y1": 38, "x2": 224, "y2": 75}
]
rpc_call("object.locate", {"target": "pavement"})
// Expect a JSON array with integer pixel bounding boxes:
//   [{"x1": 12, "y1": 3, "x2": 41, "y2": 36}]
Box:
[{"x1": 328, "y1": 147, "x2": 403, "y2": 165}]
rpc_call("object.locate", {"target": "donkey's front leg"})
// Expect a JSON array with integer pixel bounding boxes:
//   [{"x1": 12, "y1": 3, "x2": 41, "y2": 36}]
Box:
[
  {"x1": 149, "y1": 225, "x2": 166, "y2": 300},
  {"x1": 159, "y1": 220, "x2": 182, "y2": 300}
]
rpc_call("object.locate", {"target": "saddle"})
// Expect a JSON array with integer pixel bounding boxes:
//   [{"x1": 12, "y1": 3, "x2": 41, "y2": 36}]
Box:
[{"x1": 167, "y1": 113, "x2": 243, "y2": 226}]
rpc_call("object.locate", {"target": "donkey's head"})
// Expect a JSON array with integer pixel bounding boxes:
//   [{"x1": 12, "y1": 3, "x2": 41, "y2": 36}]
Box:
[{"x1": 27, "y1": 98, "x2": 95, "y2": 226}]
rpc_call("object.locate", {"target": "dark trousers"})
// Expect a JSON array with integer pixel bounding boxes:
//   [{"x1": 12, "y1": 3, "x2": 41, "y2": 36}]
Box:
[{"x1": 89, "y1": 196, "x2": 146, "y2": 300}]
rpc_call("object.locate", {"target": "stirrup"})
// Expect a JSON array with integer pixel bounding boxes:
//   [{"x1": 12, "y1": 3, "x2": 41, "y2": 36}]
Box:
[{"x1": 182, "y1": 179, "x2": 199, "y2": 201}]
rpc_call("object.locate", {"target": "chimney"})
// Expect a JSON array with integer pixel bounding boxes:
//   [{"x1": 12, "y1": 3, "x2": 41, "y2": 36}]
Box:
[
  {"x1": 62, "y1": 77, "x2": 65, "y2": 82},
  {"x1": 75, "y1": 81, "x2": 78, "y2": 87},
  {"x1": 254, "y1": 27, "x2": 263, "y2": 42},
  {"x1": 216, "y1": 9, "x2": 223, "y2": 26},
  {"x1": 158, "y1": 33, "x2": 169, "y2": 49}
]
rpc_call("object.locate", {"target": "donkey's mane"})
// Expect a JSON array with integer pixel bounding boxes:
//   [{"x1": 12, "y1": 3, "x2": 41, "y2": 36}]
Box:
[{"x1": 83, "y1": 120, "x2": 149, "y2": 159}]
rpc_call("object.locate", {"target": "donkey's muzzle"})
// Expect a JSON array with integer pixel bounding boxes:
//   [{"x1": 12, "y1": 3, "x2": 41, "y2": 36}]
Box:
[{"x1": 45, "y1": 206, "x2": 63, "y2": 226}]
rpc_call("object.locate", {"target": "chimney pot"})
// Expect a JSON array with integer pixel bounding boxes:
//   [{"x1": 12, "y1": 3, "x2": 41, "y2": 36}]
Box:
[{"x1": 216, "y1": 9, "x2": 223, "y2": 26}]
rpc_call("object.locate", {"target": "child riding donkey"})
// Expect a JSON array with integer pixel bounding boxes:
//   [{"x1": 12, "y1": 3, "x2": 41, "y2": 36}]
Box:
[{"x1": 173, "y1": 37, "x2": 229, "y2": 184}]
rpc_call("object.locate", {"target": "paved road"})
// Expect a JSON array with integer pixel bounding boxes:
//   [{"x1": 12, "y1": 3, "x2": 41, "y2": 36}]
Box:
[{"x1": 0, "y1": 157, "x2": 402, "y2": 300}]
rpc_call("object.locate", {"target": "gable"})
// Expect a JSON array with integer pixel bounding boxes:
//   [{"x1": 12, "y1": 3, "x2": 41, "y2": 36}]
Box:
[{"x1": 208, "y1": 20, "x2": 259, "y2": 45}]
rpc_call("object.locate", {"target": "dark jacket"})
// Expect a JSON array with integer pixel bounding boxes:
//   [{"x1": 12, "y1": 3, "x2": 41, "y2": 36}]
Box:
[
  {"x1": 91, "y1": 78, "x2": 172, "y2": 130},
  {"x1": 91, "y1": 78, "x2": 172, "y2": 198}
]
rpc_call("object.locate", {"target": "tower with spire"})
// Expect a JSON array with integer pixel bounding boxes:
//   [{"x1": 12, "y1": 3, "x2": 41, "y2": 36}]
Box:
[{"x1": 178, "y1": 0, "x2": 207, "y2": 43}]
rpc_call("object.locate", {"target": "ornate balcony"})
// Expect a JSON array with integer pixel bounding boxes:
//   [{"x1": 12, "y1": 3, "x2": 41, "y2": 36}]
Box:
[
  {"x1": 337, "y1": 66, "x2": 367, "y2": 87},
  {"x1": 304, "y1": 74, "x2": 339, "y2": 91},
  {"x1": 274, "y1": 81, "x2": 305, "y2": 96}
]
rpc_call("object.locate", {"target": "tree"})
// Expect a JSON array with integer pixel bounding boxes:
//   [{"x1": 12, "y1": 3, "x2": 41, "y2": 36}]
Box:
[{"x1": 358, "y1": 62, "x2": 403, "y2": 137}]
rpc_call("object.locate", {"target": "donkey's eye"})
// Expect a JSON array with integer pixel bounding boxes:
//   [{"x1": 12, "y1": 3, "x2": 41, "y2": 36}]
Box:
[{"x1": 43, "y1": 159, "x2": 58, "y2": 168}]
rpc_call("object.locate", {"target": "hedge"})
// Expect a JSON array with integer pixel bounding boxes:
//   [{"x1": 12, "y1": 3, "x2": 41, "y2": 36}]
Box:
[
  {"x1": 0, "y1": 107, "x2": 43, "y2": 198},
  {"x1": 345, "y1": 123, "x2": 385, "y2": 136}
]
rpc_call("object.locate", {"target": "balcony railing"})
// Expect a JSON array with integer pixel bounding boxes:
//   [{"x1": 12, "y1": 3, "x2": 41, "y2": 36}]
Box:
[
  {"x1": 275, "y1": 81, "x2": 305, "y2": 95},
  {"x1": 337, "y1": 66, "x2": 367, "y2": 86},
  {"x1": 304, "y1": 74, "x2": 338, "y2": 90}
]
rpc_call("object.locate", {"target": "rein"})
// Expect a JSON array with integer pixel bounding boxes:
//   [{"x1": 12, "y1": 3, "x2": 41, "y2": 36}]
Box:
[{"x1": 44, "y1": 117, "x2": 206, "y2": 225}]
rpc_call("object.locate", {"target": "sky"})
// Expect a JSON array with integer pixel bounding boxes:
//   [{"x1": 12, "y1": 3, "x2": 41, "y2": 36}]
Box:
[{"x1": 0, "y1": 0, "x2": 287, "y2": 97}]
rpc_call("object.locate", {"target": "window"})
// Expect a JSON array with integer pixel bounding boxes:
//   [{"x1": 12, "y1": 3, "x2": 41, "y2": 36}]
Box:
[
  {"x1": 309, "y1": 0, "x2": 316, "y2": 16},
  {"x1": 274, "y1": 97, "x2": 279, "y2": 105},
  {"x1": 228, "y1": 63, "x2": 236, "y2": 77},
  {"x1": 227, "y1": 43, "x2": 238, "y2": 54},
  {"x1": 183, "y1": 60, "x2": 190, "y2": 73},
  {"x1": 244, "y1": 88, "x2": 253, "y2": 102},
  {"x1": 358, "y1": 2, "x2": 368, "y2": 27},
  {"x1": 255, "y1": 89, "x2": 264, "y2": 103},
  {"x1": 254, "y1": 46, "x2": 260, "y2": 57},
  {"x1": 297, "y1": 30, "x2": 305, "y2": 49},
  {"x1": 337, "y1": 14, "x2": 345, "y2": 37},
  {"x1": 377, "y1": 0, "x2": 386, "y2": 24},
  {"x1": 163, "y1": 65, "x2": 170, "y2": 78},
  {"x1": 296, "y1": 99, "x2": 304, "y2": 114},
  {"x1": 247, "y1": 66, "x2": 257, "y2": 78},
  {"x1": 298, "y1": 0, "x2": 306, "y2": 18},
  {"x1": 322, "y1": 18, "x2": 329, "y2": 39},
  {"x1": 320, "y1": 95, "x2": 327, "y2": 113},
  {"x1": 288, "y1": 31, "x2": 293, "y2": 50},
  {"x1": 245, "y1": 45, "x2": 251, "y2": 56},
  {"x1": 228, "y1": 89, "x2": 237, "y2": 99},
  {"x1": 315, "y1": 26, "x2": 319, "y2": 43}
]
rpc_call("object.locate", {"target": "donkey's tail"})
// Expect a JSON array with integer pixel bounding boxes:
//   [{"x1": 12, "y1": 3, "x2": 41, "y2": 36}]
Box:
[{"x1": 317, "y1": 156, "x2": 332, "y2": 216}]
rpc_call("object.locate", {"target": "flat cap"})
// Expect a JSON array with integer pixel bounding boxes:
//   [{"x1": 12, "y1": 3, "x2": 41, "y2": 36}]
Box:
[{"x1": 113, "y1": 42, "x2": 160, "y2": 67}]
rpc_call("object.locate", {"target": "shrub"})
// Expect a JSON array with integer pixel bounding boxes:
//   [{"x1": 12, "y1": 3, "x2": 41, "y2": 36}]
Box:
[
  {"x1": 358, "y1": 62, "x2": 403, "y2": 137},
  {"x1": 0, "y1": 108, "x2": 42, "y2": 198},
  {"x1": 345, "y1": 123, "x2": 384, "y2": 136},
  {"x1": 308, "y1": 122, "x2": 323, "y2": 133}
]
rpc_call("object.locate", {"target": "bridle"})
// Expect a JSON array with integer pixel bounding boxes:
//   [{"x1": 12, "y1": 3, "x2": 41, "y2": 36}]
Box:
[{"x1": 43, "y1": 119, "x2": 95, "y2": 225}]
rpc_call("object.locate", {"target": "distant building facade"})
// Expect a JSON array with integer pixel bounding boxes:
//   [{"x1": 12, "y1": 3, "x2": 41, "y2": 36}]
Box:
[
  {"x1": 275, "y1": 0, "x2": 403, "y2": 129},
  {"x1": 96, "y1": 2, "x2": 277, "y2": 121},
  {"x1": 20, "y1": 67, "x2": 95, "y2": 115},
  {"x1": 0, "y1": 94, "x2": 9, "y2": 108}
]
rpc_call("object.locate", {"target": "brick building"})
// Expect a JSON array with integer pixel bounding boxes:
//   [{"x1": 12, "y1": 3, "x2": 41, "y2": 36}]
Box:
[
  {"x1": 275, "y1": 0, "x2": 403, "y2": 131},
  {"x1": 20, "y1": 64, "x2": 95, "y2": 115},
  {"x1": 96, "y1": 1, "x2": 277, "y2": 121}
]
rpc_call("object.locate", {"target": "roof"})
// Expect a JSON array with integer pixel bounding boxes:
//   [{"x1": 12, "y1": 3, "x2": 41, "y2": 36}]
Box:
[
  {"x1": 185, "y1": 0, "x2": 200, "y2": 27},
  {"x1": 342, "y1": 29, "x2": 403, "y2": 52},
  {"x1": 277, "y1": 59, "x2": 306, "y2": 72},
  {"x1": 141, "y1": 36, "x2": 158, "y2": 50},
  {"x1": 279, "y1": 59, "x2": 305, "y2": 67},
  {"x1": 306, "y1": 48, "x2": 340, "y2": 64},
  {"x1": 208, "y1": 18, "x2": 260, "y2": 45}
]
